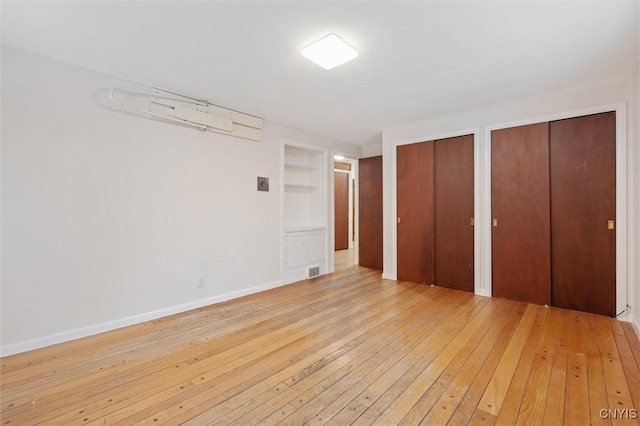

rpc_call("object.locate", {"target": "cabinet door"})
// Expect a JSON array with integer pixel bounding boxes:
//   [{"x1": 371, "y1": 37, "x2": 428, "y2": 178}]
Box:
[
  {"x1": 285, "y1": 234, "x2": 309, "y2": 268},
  {"x1": 359, "y1": 156, "x2": 383, "y2": 270},
  {"x1": 397, "y1": 141, "x2": 435, "y2": 284},
  {"x1": 434, "y1": 135, "x2": 474, "y2": 292},
  {"x1": 307, "y1": 233, "x2": 327, "y2": 263},
  {"x1": 550, "y1": 112, "x2": 616, "y2": 316},
  {"x1": 491, "y1": 123, "x2": 551, "y2": 305}
]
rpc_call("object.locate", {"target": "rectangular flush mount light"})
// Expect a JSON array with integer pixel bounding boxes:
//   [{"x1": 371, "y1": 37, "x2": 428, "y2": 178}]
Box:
[{"x1": 302, "y1": 34, "x2": 358, "y2": 70}]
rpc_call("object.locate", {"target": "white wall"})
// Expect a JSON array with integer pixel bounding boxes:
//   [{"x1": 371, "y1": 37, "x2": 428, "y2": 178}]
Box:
[
  {"x1": 362, "y1": 144, "x2": 382, "y2": 158},
  {"x1": 0, "y1": 5, "x2": 5, "y2": 352},
  {"x1": 1, "y1": 47, "x2": 361, "y2": 355},
  {"x1": 383, "y1": 79, "x2": 639, "y2": 327},
  {"x1": 634, "y1": 3, "x2": 640, "y2": 335},
  {"x1": 634, "y1": 61, "x2": 640, "y2": 332}
]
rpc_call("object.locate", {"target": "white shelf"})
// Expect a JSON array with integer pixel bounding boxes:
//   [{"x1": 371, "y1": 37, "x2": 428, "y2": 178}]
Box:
[
  {"x1": 285, "y1": 183, "x2": 320, "y2": 190},
  {"x1": 285, "y1": 226, "x2": 327, "y2": 233},
  {"x1": 284, "y1": 162, "x2": 317, "y2": 173}
]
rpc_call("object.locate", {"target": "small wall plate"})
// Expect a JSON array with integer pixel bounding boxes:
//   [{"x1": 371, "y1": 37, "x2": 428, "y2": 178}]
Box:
[{"x1": 257, "y1": 176, "x2": 269, "y2": 192}]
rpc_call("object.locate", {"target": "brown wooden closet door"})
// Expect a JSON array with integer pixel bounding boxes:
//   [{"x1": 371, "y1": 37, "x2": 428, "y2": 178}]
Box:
[
  {"x1": 397, "y1": 141, "x2": 435, "y2": 284},
  {"x1": 550, "y1": 112, "x2": 616, "y2": 316},
  {"x1": 358, "y1": 156, "x2": 383, "y2": 270},
  {"x1": 492, "y1": 123, "x2": 551, "y2": 305},
  {"x1": 334, "y1": 172, "x2": 349, "y2": 250},
  {"x1": 434, "y1": 135, "x2": 474, "y2": 292}
]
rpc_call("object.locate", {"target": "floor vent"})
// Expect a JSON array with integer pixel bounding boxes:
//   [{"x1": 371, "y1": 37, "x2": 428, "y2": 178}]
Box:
[{"x1": 308, "y1": 266, "x2": 320, "y2": 278}]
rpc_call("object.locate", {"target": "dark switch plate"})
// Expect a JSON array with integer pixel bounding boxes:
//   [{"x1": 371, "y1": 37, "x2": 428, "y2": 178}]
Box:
[{"x1": 257, "y1": 176, "x2": 269, "y2": 192}]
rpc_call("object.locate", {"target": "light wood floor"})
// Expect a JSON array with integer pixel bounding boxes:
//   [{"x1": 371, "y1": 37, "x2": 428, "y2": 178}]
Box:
[
  {"x1": 334, "y1": 247, "x2": 355, "y2": 272},
  {"x1": 2, "y1": 266, "x2": 640, "y2": 425}
]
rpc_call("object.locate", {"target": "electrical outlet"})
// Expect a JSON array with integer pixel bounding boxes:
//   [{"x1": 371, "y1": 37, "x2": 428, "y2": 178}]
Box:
[{"x1": 197, "y1": 274, "x2": 206, "y2": 288}]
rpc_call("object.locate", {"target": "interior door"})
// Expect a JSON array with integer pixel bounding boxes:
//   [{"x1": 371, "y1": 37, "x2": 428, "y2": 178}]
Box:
[
  {"x1": 434, "y1": 135, "x2": 474, "y2": 292},
  {"x1": 491, "y1": 123, "x2": 551, "y2": 305},
  {"x1": 397, "y1": 141, "x2": 435, "y2": 284},
  {"x1": 334, "y1": 171, "x2": 349, "y2": 250},
  {"x1": 550, "y1": 112, "x2": 616, "y2": 316},
  {"x1": 359, "y1": 156, "x2": 383, "y2": 270}
]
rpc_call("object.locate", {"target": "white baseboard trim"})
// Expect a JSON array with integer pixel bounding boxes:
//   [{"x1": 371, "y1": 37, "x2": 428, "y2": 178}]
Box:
[
  {"x1": 381, "y1": 272, "x2": 396, "y2": 280},
  {"x1": 474, "y1": 290, "x2": 492, "y2": 298},
  {"x1": 1, "y1": 280, "x2": 284, "y2": 357},
  {"x1": 631, "y1": 315, "x2": 640, "y2": 338}
]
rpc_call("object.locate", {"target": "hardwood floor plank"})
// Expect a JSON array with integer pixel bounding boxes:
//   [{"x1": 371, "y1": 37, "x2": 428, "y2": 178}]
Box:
[
  {"x1": 445, "y1": 302, "x2": 527, "y2": 426},
  {"x1": 2, "y1": 269, "x2": 374, "y2": 392},
  {"x1": 373, "y1": 299, "x2": 507, "y2": 425},
  {"x1": 593, "y1": 315, "x2": 634, "y2": 403},
  {"x1": 541, "y1": 307, "x2": 571, "y2": 426},
  {"x1": 169, "y1": 284, "x2": 438, "y2": 425},
  {"x1": 467, "y1": 408, "x2": 497, "y2": 426},
  {"x1": 514, "y1": 308, "x2": 558, "y2": 425},
  {"x1": 477, "y1": 303, "x2": 538, "y2": 416},
  {"x1": 622, "y1": 323, "x2": 640, "y2": 370},
  {"x1": 611, "y1": 319, "x2": 640, "y2": 414},
  {"x1": 1, "y1": 265, "x2": 639, "y2": 425},
  {"x1": 240, "y1": 288, "x2": 460, "y2": 426},
  {"x1": 565, "y1": 310, "x2": 590, "y2": 425},
  {"x1": 206, "y1": 288, "x2": 454, "y2": 426},
  {"x1": 419, "y1": 303, "x2": 523, "y2": 426},
  {"x1": 494, "y1": 307, "x2": 548, "y2": 425},
  {"x1": 85, "y1": 279, "x2": 413, "y2": 425},
  {"x1": 398, "y1": 301, "x2": 509, "y2": 425},
  {"x1": 332, "y1": 297, "x2": 490, "y2": 425},
  {"x1": 587, "y1": 315, "x2": 614, "y2": 426},
  {"x1": 4, "y1": 272, "x2": 389, "y2": 424},
  {"x1": 273, "y1": 292, "x2": 484, "y2": 426},
  {"x1": 1, "y1": 271, "x2": 370, "y2": 412}
]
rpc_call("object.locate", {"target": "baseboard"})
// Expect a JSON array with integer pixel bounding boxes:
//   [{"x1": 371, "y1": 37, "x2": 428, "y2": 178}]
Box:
[
  {"x1": 1, "y1": 280, "x2": 284, "y2": 357},
  {"x1": 474, "y1": 289, "x2": 492, "y2": 298},
  {"x1": 631, "y1": 315, "x2": 640, "y2": 338},
  {"x1": 381, "y1": 272, "x2": 396, "y2": 280}
]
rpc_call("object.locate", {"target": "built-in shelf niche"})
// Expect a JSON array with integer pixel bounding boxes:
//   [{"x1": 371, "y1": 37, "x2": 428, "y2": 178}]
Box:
[
  {"x1": 283, "y1": 142, "x2": 328, "y2": 284},
  {"x1": 283, "y1": 143, "x2": 327, "y2": 230}
]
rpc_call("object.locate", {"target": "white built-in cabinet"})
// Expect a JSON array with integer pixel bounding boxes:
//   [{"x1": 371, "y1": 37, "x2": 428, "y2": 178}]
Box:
[{"x1": 283, "y1": 143, "x2": 328, "y2": 284}]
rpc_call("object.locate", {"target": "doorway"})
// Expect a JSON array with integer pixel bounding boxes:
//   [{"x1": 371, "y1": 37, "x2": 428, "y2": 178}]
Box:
[{"x1": 334, "y1": 157, "x2": 357, "y2": 272}]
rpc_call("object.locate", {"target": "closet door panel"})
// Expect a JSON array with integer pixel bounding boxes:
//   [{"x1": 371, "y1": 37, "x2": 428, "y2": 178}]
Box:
[
  {"x1": 491, "y1": 123, "x2": 551, "y2": 305},
  {"x1": 550, "y1": 112, "x2": 616, "y2": 316},
  {"x1": 397, "y1": 141, "x2": 435, "y2": 284},
  {"x1": 359, "y1": 156, "x2": 383, "y2": 270},
  {"x1": 434, "y1": 135, "x2": 474, "y2": 292}
]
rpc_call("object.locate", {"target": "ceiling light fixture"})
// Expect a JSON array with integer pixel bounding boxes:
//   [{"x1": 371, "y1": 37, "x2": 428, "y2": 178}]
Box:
[{"x1": 302, "y1": 34, "x2": 358, "y2": 70}]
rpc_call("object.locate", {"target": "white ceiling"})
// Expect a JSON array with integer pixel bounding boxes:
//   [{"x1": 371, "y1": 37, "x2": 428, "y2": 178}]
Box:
[{"x1": 2, "y1": 1, "x2": 638, "y2": 146}]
